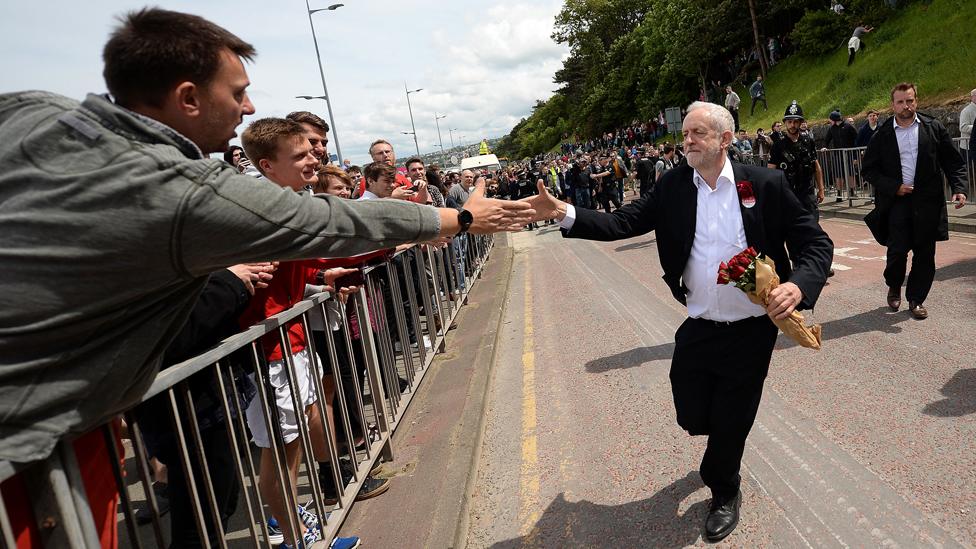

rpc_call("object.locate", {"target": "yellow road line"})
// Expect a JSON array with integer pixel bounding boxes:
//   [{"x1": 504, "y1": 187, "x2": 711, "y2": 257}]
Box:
[{"x1": 518, "y1": 261, "x2": 541, "y2": 543}]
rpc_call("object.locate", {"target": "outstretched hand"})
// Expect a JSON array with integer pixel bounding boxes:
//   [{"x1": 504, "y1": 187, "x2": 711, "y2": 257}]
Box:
[
  {"x1": 463, "y1": 177, "x2": 537, "y2": 233},
  {"x1": 519, "y1": 180, "x2": 568, "y2": 224}
]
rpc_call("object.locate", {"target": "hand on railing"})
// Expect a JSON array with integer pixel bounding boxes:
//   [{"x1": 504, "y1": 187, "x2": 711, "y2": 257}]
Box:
[
  {"x1": 228, "y1": 262, "x2": 278, "y2": 295},
  {"x1": 323, "y1": 267, "x2": 361, "y2": 304}
]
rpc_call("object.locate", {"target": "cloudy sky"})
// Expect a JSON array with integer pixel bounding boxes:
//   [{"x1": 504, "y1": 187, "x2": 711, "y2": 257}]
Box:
[{"x1": 0, "y1": 1, "x2": 567, "y2": 164}]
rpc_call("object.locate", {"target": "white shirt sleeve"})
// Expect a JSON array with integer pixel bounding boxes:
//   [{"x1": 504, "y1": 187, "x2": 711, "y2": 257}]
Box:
[{"x1": 558, "y1": 204, "x2": 577, "y2": 231}]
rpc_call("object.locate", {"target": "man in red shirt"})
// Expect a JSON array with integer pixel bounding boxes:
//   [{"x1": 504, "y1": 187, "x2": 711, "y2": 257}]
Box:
[{"x1": 241, "y1": 117, "x2": 359, "y2": 547}]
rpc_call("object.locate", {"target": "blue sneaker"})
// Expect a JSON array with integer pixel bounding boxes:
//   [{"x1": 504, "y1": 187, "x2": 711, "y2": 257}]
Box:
[
  {"x1": 297, "y1": 502, "x2": 320, "y2": 531},
  {"x1": 276, "y1": 527, "x2": 322, "y2": 549},
  {"x1": 330, "y1": 536, "x2": 361, "y2": 549},
  {"x1": 266, "y1": 517, "x2": 284, "y2": 545}
]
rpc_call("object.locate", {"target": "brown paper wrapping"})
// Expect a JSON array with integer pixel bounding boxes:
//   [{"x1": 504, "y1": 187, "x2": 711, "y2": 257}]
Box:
[{"x1": 745, "y1": 256, "x2": 822, "y2": 350}]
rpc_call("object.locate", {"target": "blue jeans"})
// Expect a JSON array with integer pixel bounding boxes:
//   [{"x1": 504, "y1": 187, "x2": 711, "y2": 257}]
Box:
[{"x1": 617, "y1": 179, "x2": 625, "y2": 203}]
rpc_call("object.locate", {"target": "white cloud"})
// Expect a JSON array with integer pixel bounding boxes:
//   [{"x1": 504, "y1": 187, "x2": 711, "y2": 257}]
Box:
[{"x1": 0, "y1": 0, "x2": 568, "y2": 165}]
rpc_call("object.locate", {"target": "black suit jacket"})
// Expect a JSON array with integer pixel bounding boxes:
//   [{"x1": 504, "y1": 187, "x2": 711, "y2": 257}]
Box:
[
  {"x1": 564, "y1": 162, "x2": 833, "y2": 311},
  {"x1": 860, "y1": 114, "x2": 967, "y2": 244}
]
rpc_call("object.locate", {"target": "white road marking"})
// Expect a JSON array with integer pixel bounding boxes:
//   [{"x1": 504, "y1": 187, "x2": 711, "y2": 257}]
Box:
[
  {"x1": 831, "y1": 263, "x2": 852, "y2": 271},
  {"x1": 834, "y1": 247, "x2": 886, "y2": 261}
]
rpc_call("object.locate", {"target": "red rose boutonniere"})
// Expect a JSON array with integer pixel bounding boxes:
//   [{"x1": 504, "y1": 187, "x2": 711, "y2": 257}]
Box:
[{"x1": 736, "y1": 180, "x2": 756, "y2": 209}]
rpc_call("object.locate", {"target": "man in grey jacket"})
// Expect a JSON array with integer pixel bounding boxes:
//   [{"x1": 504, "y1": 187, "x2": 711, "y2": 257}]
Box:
[{"x1": 0, "y1": 7, "x2": 533, "y2": 463}]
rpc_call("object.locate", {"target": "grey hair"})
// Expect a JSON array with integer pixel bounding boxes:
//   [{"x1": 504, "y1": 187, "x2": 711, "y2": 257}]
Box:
[{"x1": 686, "y1": 101, "x2": 735, "y2": 135}]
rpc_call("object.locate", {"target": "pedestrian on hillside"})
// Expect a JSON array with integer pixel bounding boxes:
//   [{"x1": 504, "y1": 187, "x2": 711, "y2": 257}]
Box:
[
  {"x1": 522, "y1": 101, "x2": 833, "y2": 543},
  {"x1": 823, "y1": 110, "x2": 859, "y2": 200},
  {"x1": 861, "y1": 82, "x2": 968, "y2": 320},
  {"x1": 848, "y1": 24, "x2": 873, "y2": 66},
  {"x1": 749, "y1": 75, "x2": 768, "y2": 115},
  {"x1": 856, "y1": 110, "x2": 880, "y2": 146},
  {"x1": 725, "y1": 85, "x2": 741, "y2": 131}
]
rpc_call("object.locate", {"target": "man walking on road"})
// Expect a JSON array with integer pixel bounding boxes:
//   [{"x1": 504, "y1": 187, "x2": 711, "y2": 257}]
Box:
[
  {"x1": 521, "y1": 102, "x2": 833, "y2": 543},
  {"x1": 861, "y1": 82, "x2": 968, "y2": 320},
  {"x1": 749, "y1": 76, "x2": 768, "y2": 116}
]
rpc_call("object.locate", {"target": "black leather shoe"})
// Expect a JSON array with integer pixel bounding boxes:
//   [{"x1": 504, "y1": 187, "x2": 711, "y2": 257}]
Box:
[
  {"x1": 887, "y1": 287, "x2": 901, "y2": 311},
  {"x1": 704, "y1": 490, "x2": 741, "y2": 542},
  {"x1": 909, "y1": 301, "x2": 928, "y2": 320}
]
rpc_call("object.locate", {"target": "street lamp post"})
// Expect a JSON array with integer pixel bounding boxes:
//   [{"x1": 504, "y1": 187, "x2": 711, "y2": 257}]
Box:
[
  {"x1": 304, "y1": 1, "x2": 344, "y2": 164},
  {"x1": 404, "y1": 83, "x2": 422, "y2": 157},
  {"x1": 448, "y1": 128, "x2": 457, "y2": 149},
  {"x1": 434, "y1": 113, "x2": 447, "y2": 164}
]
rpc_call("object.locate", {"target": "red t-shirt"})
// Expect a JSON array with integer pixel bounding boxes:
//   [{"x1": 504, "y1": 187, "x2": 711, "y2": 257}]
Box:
[{"x1": 238, "y1": 252, "x2": 390, "y2": 361}]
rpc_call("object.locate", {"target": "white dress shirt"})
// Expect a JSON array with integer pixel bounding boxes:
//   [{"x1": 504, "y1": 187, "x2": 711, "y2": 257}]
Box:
[
  {"x1": 359, "y1": 190, "x2": 379, "y2": 200},
  {"x1": 559, "y1": 158, "x2": 766, "y2": 321},
  {"x1": 893, "y1": 115, "x2": 920, "y2": 186}
]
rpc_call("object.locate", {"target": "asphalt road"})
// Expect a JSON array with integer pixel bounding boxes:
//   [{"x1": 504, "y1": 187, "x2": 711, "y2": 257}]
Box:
[{"x1": 466, "y1": 214, "x2": 976, "y2": 548}]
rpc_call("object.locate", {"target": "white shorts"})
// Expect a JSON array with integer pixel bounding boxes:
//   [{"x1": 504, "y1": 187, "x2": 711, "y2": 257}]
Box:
[
  {"x1": 848, "y1": 36, "x2": 861, "y2": 51},
  {"x1": 245, "y1": 348, "x2": 318, "y2": 449}
]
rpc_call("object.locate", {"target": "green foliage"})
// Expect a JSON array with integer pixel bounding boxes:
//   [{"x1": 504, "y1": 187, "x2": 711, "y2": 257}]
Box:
[
  {"x1": 499, "y1": 0, "x2": 969, "y2": 158},
  {"x1": 739, "y1": 0, "x2": 976, "y2": 132},
  {"x1": 791, "y1": 10, "x2": 850, "y2": 56}
]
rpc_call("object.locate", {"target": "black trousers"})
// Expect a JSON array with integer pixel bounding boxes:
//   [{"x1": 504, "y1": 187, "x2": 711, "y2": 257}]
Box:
[
  {"x1": 750, "y1": 95, "x2": 768, "y2": 115},
  {"x1": 884, "y1": 196, "x2": 936, "y2": 303},
  {"x1": 730, "y1": 108, "x2": 740, "y2": 132},
  {"x1": 598, "y1": 191, "x2": 622, "y2": 213},
  {"x1": 157, "y1": 422, "x2": 240, "y2": 549},
  {"x1": 669, "y1": 315, "x2": 778, "y2": 499}
]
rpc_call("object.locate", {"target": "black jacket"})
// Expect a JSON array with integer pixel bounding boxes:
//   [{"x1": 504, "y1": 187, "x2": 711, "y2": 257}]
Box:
[
  {"x1": 861, "y1": 115, "x2": 967, "y2": 244},
  {"x1": 824, "y1": 121, "x2": 858, "y2": 149},
  {"x1": 564, "y1": 162, "x2": 833, "y2": 310}
]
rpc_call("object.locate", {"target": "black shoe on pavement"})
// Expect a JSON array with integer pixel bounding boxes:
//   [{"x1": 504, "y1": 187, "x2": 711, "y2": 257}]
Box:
[
  {"x1": 320, "y1": 459, "x2": 392, "y2": 505},
  {"x1": 827, "y1": 268, "x2": 835, "y2": 277},
  {"x1": 135, "y1": 482, "x2": 169, "y2": 525},
  {"x1": 704, "y1": 490, "x2": 741, "y2": 543}
]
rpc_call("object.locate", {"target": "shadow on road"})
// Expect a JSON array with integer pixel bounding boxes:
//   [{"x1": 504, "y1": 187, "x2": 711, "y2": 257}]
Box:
[
  {"x1": 585, "y1": 343, "x2": 675, "y2": 373},
  {"x1": 923, "y1": 368, "x2": 976, "y2": 417},
  {"x1": 489, "y1": 472, "x2": 707, "y2": 549},
  {"x1": 775, "y1": 306, "x2": 911, "y2": 350},
  {"x1": 615, "y1": 238, "x2": 656, "y2": 252},
  {"x1": 934, "y1": 256, "x2": 976, "y2": 284}
]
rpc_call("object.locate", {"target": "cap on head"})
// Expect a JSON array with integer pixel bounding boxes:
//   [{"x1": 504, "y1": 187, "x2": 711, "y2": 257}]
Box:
[
  {"x1": 783, "y1": 100, "x2": 805, "y2": 121},
  {"x1": 829, "y1": 110, "x2": 842, "y2": 122},
  {"x1": 970, "y1": 88, "x2": 976, "y2": 96}
]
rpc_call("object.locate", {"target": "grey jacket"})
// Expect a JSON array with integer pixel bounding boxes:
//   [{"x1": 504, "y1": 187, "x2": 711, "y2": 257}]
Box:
[{"x1": 0, "y1": 91, "x2": 442, "y2": 461}]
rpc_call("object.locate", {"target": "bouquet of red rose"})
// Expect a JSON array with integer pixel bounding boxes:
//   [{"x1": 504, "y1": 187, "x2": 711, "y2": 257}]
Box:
[{"x1": 718, "y1": 247, "x2": 822, "y2": 350}]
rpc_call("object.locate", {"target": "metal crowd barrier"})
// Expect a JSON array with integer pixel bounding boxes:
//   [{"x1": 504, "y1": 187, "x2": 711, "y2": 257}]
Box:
[
  {"x1": 816, "y1": 138, "x2": 973, "y2": 207},
  {"x1": 0, "y1": 234, "x2": 494, "y2": 549}
]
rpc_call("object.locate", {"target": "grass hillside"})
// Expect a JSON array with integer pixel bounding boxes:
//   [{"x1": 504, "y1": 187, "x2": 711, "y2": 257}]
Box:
[{"x1": 738, "y1": 0, "x2": 975, "y2": 131}]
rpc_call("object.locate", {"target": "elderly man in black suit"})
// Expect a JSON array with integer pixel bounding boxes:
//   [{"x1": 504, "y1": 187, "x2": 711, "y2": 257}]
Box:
[
  {"x1": 862, "y1": 82, "x2": 968, "y2": 320},
  {"x1": 522, "y1": 102, "x2": 833, "y2": 542}
]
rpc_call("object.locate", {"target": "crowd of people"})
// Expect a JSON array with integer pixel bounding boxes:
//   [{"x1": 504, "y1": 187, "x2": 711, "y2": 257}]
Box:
[{"x1": 0, "y1": 8, "x2": 535, "y2": 549}]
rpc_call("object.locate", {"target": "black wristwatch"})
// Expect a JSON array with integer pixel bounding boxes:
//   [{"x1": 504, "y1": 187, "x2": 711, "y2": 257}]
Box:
[{"x1": 456, "y1": 209, "x2": 473, "y2": 236}]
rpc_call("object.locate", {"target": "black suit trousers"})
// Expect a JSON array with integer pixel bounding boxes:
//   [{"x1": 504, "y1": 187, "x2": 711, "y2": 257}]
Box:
[
  {"x1": 884, "y1": 196, "x2": 936, "y2": 303},
  {"x1": 669, "y1": 315, "x2": 778, "y2": 499}
]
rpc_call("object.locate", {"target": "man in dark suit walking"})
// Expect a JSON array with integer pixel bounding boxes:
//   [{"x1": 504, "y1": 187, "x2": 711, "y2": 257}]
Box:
[
  {"x1": 861, "y1": 82, "x2": 968, "y2": 320},
  {"x1": 522, "y1": 102, "x2": 833, "y2": 542}
]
